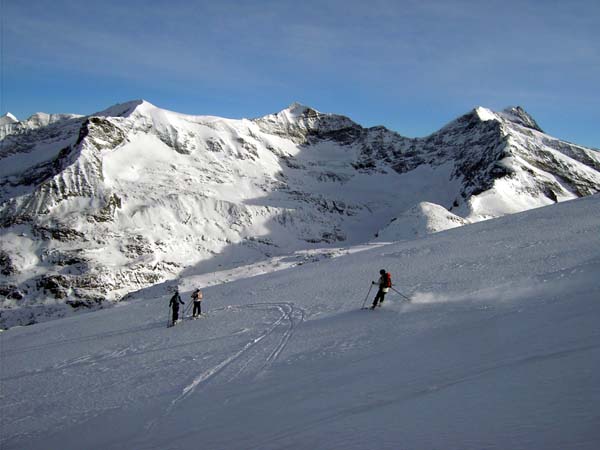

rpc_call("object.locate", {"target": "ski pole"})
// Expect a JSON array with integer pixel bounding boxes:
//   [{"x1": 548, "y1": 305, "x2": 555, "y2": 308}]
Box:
[
  {"x1": 390, "y1": 286, "x2": 411, "y2": 302},
  {"x1": 182, "y1": 301, "x2": 192, "y2": 323},
  {"x1": 361, "y1": 284, "x2": 374, "y2": 309}
]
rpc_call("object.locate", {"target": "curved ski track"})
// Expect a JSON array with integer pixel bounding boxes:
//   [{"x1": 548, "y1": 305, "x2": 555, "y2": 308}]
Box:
[{"x1": 170, "y1": 302, "x2": 305, "y2": 408}]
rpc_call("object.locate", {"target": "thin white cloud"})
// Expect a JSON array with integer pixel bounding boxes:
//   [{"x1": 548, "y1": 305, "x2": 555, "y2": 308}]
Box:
[
  {"x1": 6, "y1": 0, "x2": 599, "y2": 89},
  {"x1": 3, "y1": 0, "x2": 599, "y2": 146}
]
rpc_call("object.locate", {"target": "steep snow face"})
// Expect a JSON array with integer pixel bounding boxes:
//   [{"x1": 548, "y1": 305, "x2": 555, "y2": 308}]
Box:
[{"x1": 0, "y1": 100, "x2": 598, "y2": 327}]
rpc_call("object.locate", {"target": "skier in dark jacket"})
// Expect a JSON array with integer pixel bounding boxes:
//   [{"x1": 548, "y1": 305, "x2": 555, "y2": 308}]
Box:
[
  {"x1": 169, "y1": 288, "x2": 185, "y2": 324},
  {"x1": 371, "y1": 269, "x2": 391, "y2": 309}
]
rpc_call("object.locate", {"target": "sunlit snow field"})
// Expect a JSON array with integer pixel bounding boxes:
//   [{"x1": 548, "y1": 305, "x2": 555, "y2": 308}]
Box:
[{"x1": 1, "y1": 195, "x2": 599, "y2": 449}]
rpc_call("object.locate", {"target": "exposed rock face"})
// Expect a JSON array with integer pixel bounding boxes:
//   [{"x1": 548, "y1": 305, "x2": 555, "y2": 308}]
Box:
[
  {"x1": 254, "y1": 103, "x2": 360, "y2": 144},
  {"x1": 1, "y1": 100, "x2": 598, "y2": 328},
  {"x1": 0, "y1": 250, "x2": 17, "y2": 276}
]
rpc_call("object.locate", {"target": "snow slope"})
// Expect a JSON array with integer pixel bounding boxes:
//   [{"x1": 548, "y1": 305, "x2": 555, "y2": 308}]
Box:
[
  {"x1": 2, "y1": 194, "x2": 599, "y2": 450},
  {"x1": 375, "y1": 201, "x2": 469, "y2": 241}
]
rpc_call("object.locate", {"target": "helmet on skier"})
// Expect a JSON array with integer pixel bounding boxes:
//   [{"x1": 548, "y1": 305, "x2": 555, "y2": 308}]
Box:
[{"x1": 380, "y1": 269, "x2": 386, "y2": 275}]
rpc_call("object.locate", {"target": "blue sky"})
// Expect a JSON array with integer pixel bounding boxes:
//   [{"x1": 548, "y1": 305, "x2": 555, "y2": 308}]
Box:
[{"x1": 2, "y1": 0, "x2": 599, "y2": 147}]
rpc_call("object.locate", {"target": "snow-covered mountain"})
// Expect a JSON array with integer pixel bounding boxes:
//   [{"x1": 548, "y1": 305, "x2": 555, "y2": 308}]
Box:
[
  {"x1": 1, "y1": 100, "x2": 599, "y2": 328},
  {"x1": 0, "y1": 112, "x2": 19, "y2": 126},
  {"x1": 2, "y1": 193, "x2": 599, "y2": 450}
]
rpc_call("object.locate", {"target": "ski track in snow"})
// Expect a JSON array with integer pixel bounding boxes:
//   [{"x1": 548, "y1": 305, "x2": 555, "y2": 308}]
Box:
[
  {"x1": 150, "y1": 302, "x2": 306, "y2": 425},
  {"x1": 2, "y1": 298, "x2": 306, "y2": 442},
  {"x1": 1, "y1": 321, "x2": 164, "y2": 356}
]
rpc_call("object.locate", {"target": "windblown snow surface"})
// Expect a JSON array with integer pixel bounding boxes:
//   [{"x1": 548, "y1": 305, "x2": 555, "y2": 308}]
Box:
[{"x1": 1, "y1": 194, "x2": 599, "y2": 450}]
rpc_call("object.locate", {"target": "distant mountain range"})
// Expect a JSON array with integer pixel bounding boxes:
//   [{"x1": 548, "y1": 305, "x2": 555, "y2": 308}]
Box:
[{"x1": 1, "y1": 101, "x2": 598, "y2": 328}]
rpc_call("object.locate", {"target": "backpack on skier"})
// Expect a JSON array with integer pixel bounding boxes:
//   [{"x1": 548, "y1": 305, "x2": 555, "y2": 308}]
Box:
[{"x1": 384, "y1": 272, "x2": 392, "y2": 289}]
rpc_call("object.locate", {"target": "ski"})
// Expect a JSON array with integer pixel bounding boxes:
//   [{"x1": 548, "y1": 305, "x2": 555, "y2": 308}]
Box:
[
  {"x1": 191, "y1": 313, "x2": 209, "y2": 320},
  {"x1": 167, "y1": 318, "x2": 184, "y2": 327}
]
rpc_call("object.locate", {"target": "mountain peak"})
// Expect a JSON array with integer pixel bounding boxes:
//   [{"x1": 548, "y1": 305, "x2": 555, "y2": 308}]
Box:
[
  {"x1": 94, "y1": 99, "x2": 157, "y2": 118},
  {"x1": 469, "y1": 106, "x2": 543, "y2": 132},
  {"x1": 255, "y1": 103, "x2": 358, "y2": 141},
  {"x1": 473, "y1": 107, "x2": 499, "y2": 122},
  {"x1": 0, "y1": 112, "x2": 18, "y2": 125},
  {"x1": 274, "y1": 102, "x2": 322, "y2": 122},
  {"x1": 286, "y1": 102, "x2": 317, "y2": 116},
  {"x1": 499, "y1": 106, "x2": 543, "y2": 132}
]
